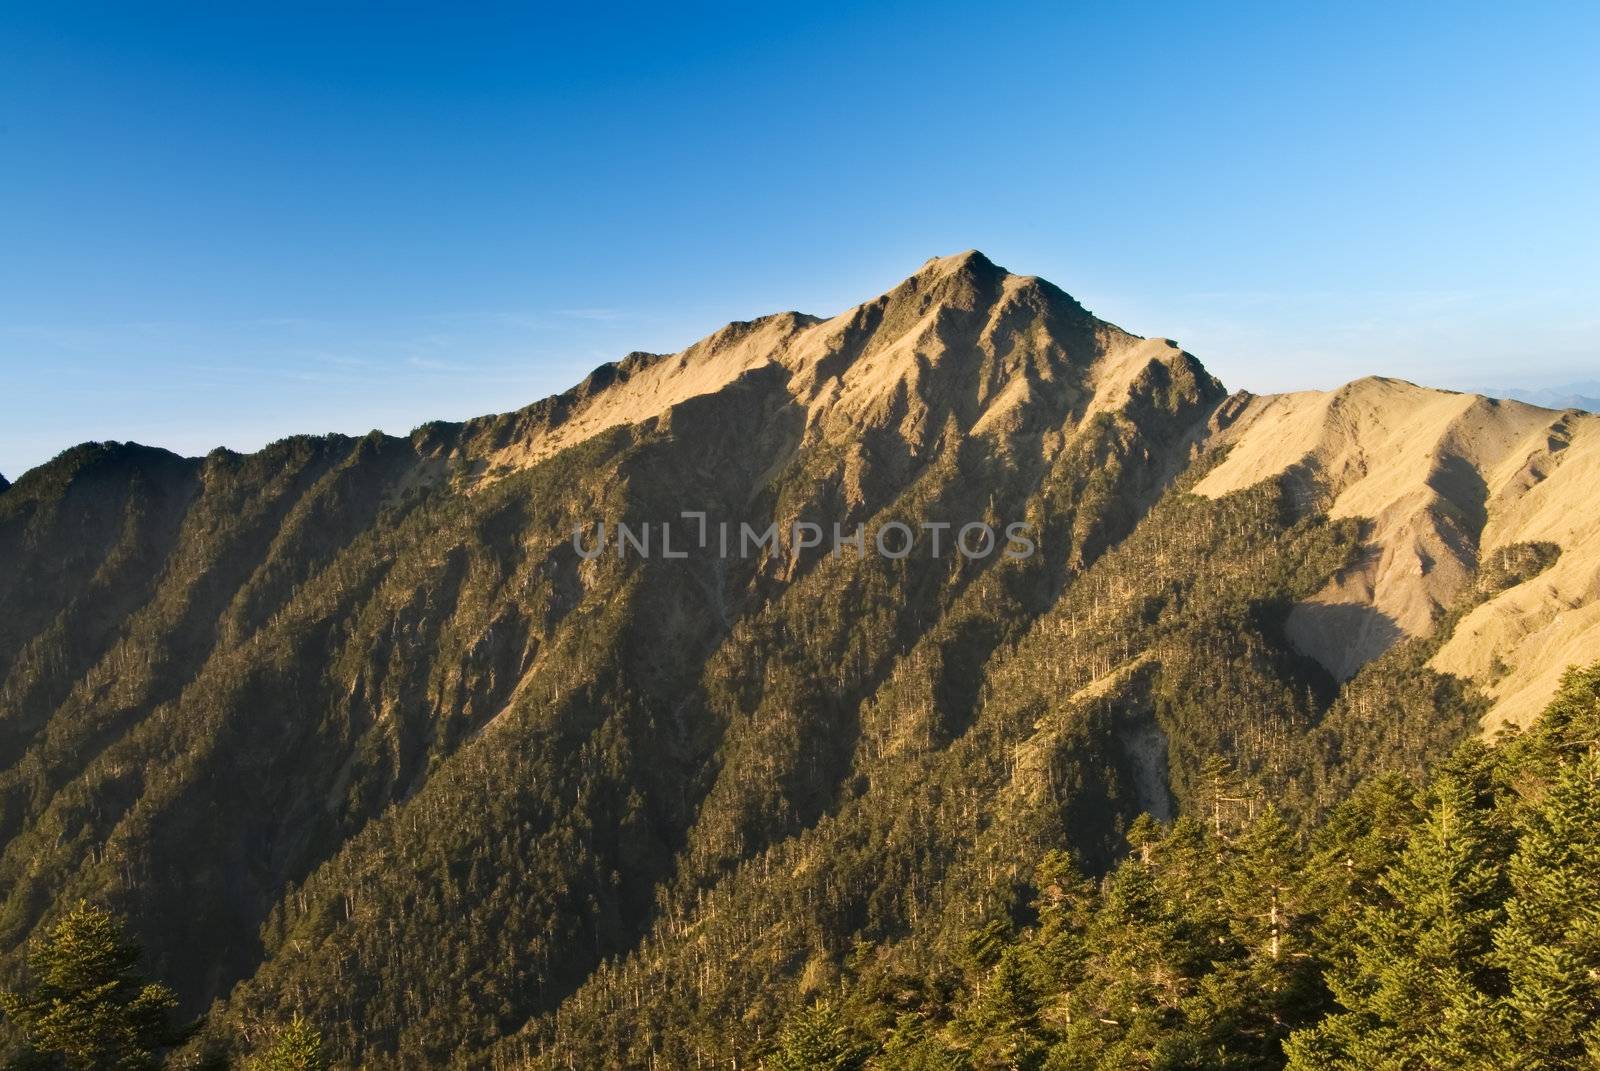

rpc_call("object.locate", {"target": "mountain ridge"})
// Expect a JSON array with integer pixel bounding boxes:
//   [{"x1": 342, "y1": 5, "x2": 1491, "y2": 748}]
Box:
[
  {"x1": 7, "y1": 252, "x2": 1590, "y2": 740},
  {"x1": 1, "y1": 252, "x2": 1594, "y2": 1067},
  {"x1": 1196, "y1": 373, "x2": 1600, "y2": 728},
  {"x1": 7, "y1": 254, "x2": 1590, "y2": 737}
]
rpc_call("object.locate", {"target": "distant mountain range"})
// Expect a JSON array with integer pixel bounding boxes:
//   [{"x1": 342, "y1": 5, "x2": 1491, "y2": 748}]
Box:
[
  {"x1": 1471, "y1": 382, "x2": 1600, "y2": 412},
  {"x1": 2, "y1": 252, "x2": 1597, "y2": 1067}
]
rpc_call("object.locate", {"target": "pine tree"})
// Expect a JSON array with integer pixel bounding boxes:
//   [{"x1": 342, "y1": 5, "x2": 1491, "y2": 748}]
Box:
[
  {"x1": 1050, "y1": 830, "x2": 1200, "y2": 1067},
  {"x1": 1284, "y1": 768, "x2": 1515, "y2": 1070},
  {"x1": 963, "y1": 918, "x2": 1013, "y2": 975},
  {"x1": 763, "y1": 1000, "x2": 866, "y2": 1071},
  {"x1": 1493, "y1": 752, "x2": 1600, "y2": 1066},
  {"x1": 959, "y1": 947, "x2": 1044, "y2": 1070},
  {"x1": 0, "y1": 903, "x2": 186, "y2": 1071},
  {"x1": 1300, "y1": 772, "x2": 1419, "y2": 947},
  {"x1": 1200, "y1": 755, "x2": 1249, "y2": 840},
  {"x1": 245, "y1": 1015, "x2": 326, "y2": 1071},
  {"x1": 1029, "y1": 849, "x2": 1094, "y2": 995},
  {"x1": 1224, "y1": 807, "x2": 1300, "y2": 966},
  {"x1": 1173, "y1": 806, "x2": 1323, "y2": 1071},
  {"x1": 876, "y1": 1014, "x2": 965, "y2": 1071}
]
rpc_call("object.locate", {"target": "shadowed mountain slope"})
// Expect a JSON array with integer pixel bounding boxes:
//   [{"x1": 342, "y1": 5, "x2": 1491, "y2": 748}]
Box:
[{"x1": 0, "y1": 253, "x2": 1593, "y2": 1068}]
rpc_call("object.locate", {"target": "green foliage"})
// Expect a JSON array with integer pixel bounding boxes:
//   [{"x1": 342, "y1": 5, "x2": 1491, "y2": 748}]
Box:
[
  {"x1": 1285, "y1": 763, "x2": 1515, "y2": 1069},
  {"x1": 1475, "y1": 540, "x2": 1561, "y2": 596},
  {"x1": 0, "y1": 903, "x2": 184, "y2": 1071},
  {"x1": 955, "y1": 948, "x2": 1043, "y2": 1069},
  {"x1": 764, "y1": 1001, "x2": 867, "y2": 1071},
  {"x1": 1494, "y1": 753, "x2": 1600, "y2": 1064},
  {"x1": 744, "y1": 663, "x2": 1600, "y2": 1071},
  {"x1": 245, "y1": 1016, "x2": 324, "y2": 1071}
]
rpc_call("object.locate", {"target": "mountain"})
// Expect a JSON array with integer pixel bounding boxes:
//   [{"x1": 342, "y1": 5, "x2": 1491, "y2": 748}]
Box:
[
  {"x1": 0, "y1": 252, "x2": 1594, "y2": 1068},
  {"x1": 1198, "y1": 376, "x2": 1600, "y2": 728},
  {"x1": 1472, "y1": 382, "x2": 1600, "y2": 412}
]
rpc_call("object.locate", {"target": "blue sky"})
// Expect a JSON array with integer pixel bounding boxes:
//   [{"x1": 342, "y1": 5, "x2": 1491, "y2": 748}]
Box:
[{"x1": 2, "y1": 2, "x2": 1597, "y2": 479}]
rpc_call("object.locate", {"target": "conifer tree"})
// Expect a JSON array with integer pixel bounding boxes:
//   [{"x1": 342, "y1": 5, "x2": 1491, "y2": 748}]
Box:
[
  {"x1": 764, "y1": 1000, "x2": 865, "y2": 1071},
  {"x1": 1182, "y1": 806, "x2": 1323, "y2": 1070},
  {"x1": 1051, "y1": 827, "x2": 1200, "y2": 1066},
  {"x1": 1284, "y1": 769, "x2": 1514, "y2": 1069},
  {"x1": 245, "y1": 1016, "x2": 326, "y2": 1071},
  {"x1": 1299, "y1": 772, "x2": 1419, "y2": 945},
  {"x1": 959, "y1": 948, "x2": 1043, "y2": 1070},
  {"x1": 963, "y1": 919, "x2": 1013, "y2": 975},
  {"x1": 1493, "y1": 752, "x2": 1600, "y2": 1066},
  {"x1": 1224, "y1": 807, "x2": 1301, "y2": 966},
  {"x1": 0, "y1": 903, "x2": 185, "y2": 1071},
  {"x1": 1029, "y1": 850, "x2": 1095, "y2": 993},
  {"x1": 875, "y1": 1014, "x2": 965, "y2": 1071}
]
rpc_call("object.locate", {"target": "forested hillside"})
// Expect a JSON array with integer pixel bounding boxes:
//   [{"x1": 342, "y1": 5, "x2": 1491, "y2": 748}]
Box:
[
  {"x1": 741, "y1": 662, "x2": 1600, "y2": 1071},
  {"x1": 2, "y1": 253, "x2": 1596, "y2": 1068}
]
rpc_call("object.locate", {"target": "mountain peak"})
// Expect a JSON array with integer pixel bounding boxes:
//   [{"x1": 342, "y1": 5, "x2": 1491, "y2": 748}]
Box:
[
  {"x1": 443, "y1": 252, "x2": 1202, "y2": 478},
  {"x1": 897, "y1": 249, "x2": 1010, "y2": 300},
  {"x1": 916, "y1": 248, "x2": 1000, "y2": 277}
]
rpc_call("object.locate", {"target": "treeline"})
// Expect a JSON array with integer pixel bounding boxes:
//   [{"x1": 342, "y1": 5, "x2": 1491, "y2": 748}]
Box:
[{"x1": 757, "y1": 662, "x2": 1600, "y2": 1071}]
